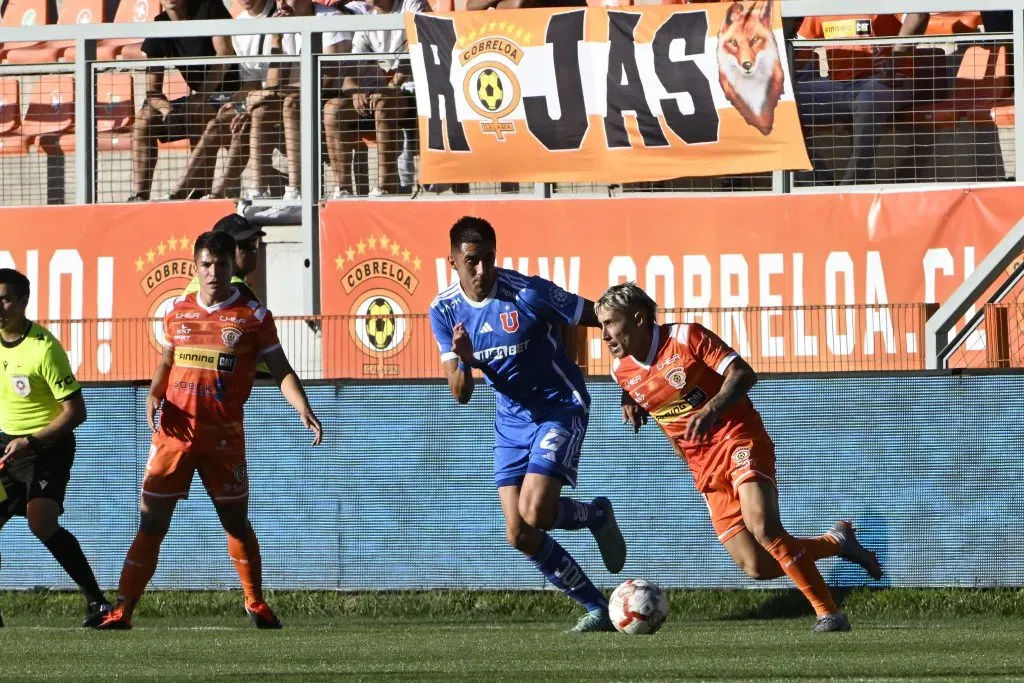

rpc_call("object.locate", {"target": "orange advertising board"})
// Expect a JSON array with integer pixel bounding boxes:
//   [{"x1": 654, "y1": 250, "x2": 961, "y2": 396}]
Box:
[
  {"x1": 0, "y1": 201, "x2": 236, "y2": 381},
  {"x1": 406, "y1": 3, "x2": 811, "y2": 184},
  {"x1": 319, "y1": 187, "x2": 1024, "y2": 378}
]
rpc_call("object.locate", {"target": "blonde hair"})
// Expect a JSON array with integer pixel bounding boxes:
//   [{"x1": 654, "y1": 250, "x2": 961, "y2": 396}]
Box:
[{"x1": 595, "y1": 282, "x2": 658, "y2": 324}]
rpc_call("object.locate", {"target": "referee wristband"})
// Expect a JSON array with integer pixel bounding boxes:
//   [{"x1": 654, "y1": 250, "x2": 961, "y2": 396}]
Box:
[{"x1": 25, "y1": 435, "x2": 43, "y2": 453}]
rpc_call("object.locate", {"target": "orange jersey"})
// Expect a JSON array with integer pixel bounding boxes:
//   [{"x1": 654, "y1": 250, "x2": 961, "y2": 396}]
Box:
[
  {"x1": 157, "y1": 289, "x2": 281, "y2": 452},
  {"x1": 611, "y1": 322, "x2": 771, "y2": 492}
]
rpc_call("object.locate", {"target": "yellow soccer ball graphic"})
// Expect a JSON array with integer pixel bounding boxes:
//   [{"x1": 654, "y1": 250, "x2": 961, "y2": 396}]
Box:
[
  {"x1": 476, "y1": 68, "x2": 504, "y2": 112},
  {"x1": 365, "y1": 297, "x2": 396, "y2": 350}
]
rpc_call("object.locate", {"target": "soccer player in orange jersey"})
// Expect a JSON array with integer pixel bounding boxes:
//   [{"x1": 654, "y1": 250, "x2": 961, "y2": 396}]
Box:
[
  {"x1": 96, "y1": 230, "x2": 322, "y2": 630},
  {"x1": 595, "y1": 282, "x2": 882, "y2": 633}
]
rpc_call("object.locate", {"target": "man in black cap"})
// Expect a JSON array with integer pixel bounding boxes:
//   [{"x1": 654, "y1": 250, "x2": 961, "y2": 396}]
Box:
[
  {"x1": 184, "y1": 214, "x2": 266, "y2": 301},
  {"x1": 183, "y1": 214, "x2": 271, "y2": 377}
]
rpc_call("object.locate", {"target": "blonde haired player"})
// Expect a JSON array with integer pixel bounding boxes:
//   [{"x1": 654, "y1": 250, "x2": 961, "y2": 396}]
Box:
[{"x1": 595, "y1": 282, "x2": 882, "y2": 632}]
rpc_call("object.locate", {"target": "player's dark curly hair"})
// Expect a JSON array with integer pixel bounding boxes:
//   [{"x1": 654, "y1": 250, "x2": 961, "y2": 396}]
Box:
[
  {"x1": 193, "y1": 230, "x2": 237, "y2": 262},
  {"x1": 0, "y1": 268, "x2": 30, "y2": 300},
  {"x1": 450, "y1": 216, "x2": 496, "y2": 250}
]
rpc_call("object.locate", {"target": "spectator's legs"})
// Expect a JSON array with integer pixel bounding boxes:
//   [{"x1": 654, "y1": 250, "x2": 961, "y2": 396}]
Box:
[
  {"x1": 845, "y1": 79, "x2": 912, "y2": 184},
  {"x1": 130, "y1": 104, "x2": 160, "y2": 200},
  {"x1": 324, "y1": 96, "x2": 356, "y2": 194},
  {"x1": 208, "y1": 112, "x2": 253, "y2": 199},
  {"x1": 373, "y1": 93, "x2": 404, "y2": 194},
  {"x1": 174, "y1": 98, "x2": 224, "y2": 197},
  {"x1": 282, "y1": 91, "x2": 301, "y2": 192},
  {"x1": 794, "y1": 74, "x2": 857, "y2": 184}
]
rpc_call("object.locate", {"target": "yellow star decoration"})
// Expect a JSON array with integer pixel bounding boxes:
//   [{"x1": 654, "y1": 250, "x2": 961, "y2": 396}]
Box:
[
  {"x1": 135, "y1": 257, "x2": 144, "y2": 272},
  {"x1": 367, "y1": 234, "x2": 378, "y2": 250},
  {"x1": 402, "y1": 248, "x2": 411, "y2": 263},
  {"x1": 390, "y1": 242, "x2": 401, "y2": 257},
  {"x1": 514, "y1": 27, "x2": 524, "y2": 40},
  {"x1": 335, "y1": 254, "x2": 345, "y2": 270},
  {"x1": 356, "y1": 240, "x2": 367, "y2": 254},
  {"x1": 168, "y1": 236, "x2": 179, "y2": 251},
  {"x1": 380, "y1": 234, "x2": 391, "y2": 250},
  {"x1": 488, "y1": 20, "x2": 497, "y2": 31},
  {"x1": 157, "y1": 242, "x2": 166, "y2": 256},
  {"x1": 346, "y1": 247, "x2": 356, "y2": 262},
  {"x1": 523, "y1": 32, "x2": 532, "y2": 44},
  {"x1": 179, "y1": 236, "x2": 191, "y2": 252},
  {"x1": 413, "y1": 257, "x2": 422, "y2": 271},
  {"x1": 146, "y1": 249, "x2": 155, "y2": 264},
  {"x1": 466, "y1": 29, "x2": 477, "y2": 42},
  {"x1": 498, "y1": 21, "x2": 507, "y2": 32}
]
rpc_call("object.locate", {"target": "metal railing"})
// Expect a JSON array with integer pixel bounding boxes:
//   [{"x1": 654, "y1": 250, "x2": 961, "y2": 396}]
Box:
[{"x1": 38, "y1": 303, "x2": 933, "y2": 383}]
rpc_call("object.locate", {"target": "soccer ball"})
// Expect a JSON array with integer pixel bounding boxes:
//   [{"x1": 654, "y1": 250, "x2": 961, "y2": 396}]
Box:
[{"x1": 608, "y1": 579, "x2": 669, "y2": 635}]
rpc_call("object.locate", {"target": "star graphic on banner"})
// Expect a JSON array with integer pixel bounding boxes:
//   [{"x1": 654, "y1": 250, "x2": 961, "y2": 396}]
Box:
[
  {"x1": 498, "y1": 21, "x2": 507, "y2": 32},
  {"x1": 523, "y1": 32, "x2": 532, "y2": 43},
  {"x1": 346, "y1": 247, "x2": 356, "y2": 262},
  {"x1": 380, "y1": 234, "x2": 391, "y2": 250},
  {"x1": 413, "y1": 257, "x2": 422, "y2": 271},
  {"x1": 368, "y1": 234, "x2": 378, "y2": 250},
  {"x1": 356, "y1": 240, "x2": 367, "y2": 254},
  {"x1": 179, "y1": 236, "x2": 191, "y2": 252},
  {"x1": 146, "y1": 249, "x2": 155, "y2": 264},
  {"x1": 157, "y1": 242, "x2": 166, "y2": 256},
  {"x1": 514, "y1": 27, "x2": 523, "y2": 40},
  {"x1": 488, "y1": 20, "x2": 497, "y2": 31},
  {"x1": 466, "y1": 29, "x2": 477, "y2": 42},
  {"x1": 402, "y1": 249, "x2": 411, "y2": 263},
  {"x1": 167, "y1": 236, "x2": 179, "y2": 251},
  {"x1": 135, "y1": 257, "x2": 144, "y2": 272},
  {"x1": 335, "y1": 254, "x2": 345, "y2": 270},
  {"x1": 390, "y1": 242, "x2": 401, "y2": 257}
]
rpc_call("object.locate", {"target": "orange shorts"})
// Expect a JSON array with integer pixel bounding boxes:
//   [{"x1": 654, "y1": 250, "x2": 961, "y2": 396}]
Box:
[
  {"x1": 142, "y1": 441, "x2": 249, "y2": 503},
  {"x1": 699, "y1": 437, "x2": 777, "y2": 544}
]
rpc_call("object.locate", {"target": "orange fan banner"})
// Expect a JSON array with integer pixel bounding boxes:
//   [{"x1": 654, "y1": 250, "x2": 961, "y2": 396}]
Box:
[{"x1": 405, "y1": 2, "x2": 811, "y2": 184}]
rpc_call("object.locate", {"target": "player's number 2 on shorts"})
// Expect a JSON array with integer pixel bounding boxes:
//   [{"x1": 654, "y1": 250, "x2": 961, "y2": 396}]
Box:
[{"x1": 539, "y1": 429, "x2": 568, "y2": 453}]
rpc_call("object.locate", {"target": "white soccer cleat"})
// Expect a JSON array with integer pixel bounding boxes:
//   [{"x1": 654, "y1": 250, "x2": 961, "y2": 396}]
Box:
[
  {"x1": 827, "y1": 520, "x2": 883, "y2": 581},
  {"x1": 812, "y1": 612, "x2": 851, "y2": 633}
]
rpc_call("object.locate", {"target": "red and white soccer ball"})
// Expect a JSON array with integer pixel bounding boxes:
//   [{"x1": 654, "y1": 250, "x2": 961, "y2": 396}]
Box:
[{"x1": 609, "y1": 579, "x2": 669, "y2": 635}]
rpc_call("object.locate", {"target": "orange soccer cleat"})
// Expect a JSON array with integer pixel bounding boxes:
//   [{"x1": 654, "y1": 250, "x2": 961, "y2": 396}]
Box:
[{"x1": 245, "y1": 601, "x2": 283, "y2": 630}]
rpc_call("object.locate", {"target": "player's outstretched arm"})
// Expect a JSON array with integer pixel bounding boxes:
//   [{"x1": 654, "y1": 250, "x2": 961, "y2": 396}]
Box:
[
  {"x1": 685, "y1": 358, "x2": 758, "y2": 441},
  {"x1": 147, "y1": 346, "x2": 174, "y2": 433},
  {"x1": 576, "y1": 299, "x2": 601, "y2": 328},
  {"x1": 265, "y1": 348, "x2": 323, "y2": 446},
  {"x1": 445, "y1": 322, "x2": 475, "y2": 405}
]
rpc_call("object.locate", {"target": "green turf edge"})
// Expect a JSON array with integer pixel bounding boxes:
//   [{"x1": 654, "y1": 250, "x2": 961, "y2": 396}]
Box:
[{"x1": 2, "y1": 587, "x2": 1023, "y2": 621}]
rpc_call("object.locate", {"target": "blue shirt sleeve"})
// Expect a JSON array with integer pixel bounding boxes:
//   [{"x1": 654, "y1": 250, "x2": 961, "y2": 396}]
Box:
[
  {"x1": 517, "y1": 276, "x2": 584, "y2": 325},
  {"x1": 429, "y1": 303, "x2": 457, "y2": 362}
]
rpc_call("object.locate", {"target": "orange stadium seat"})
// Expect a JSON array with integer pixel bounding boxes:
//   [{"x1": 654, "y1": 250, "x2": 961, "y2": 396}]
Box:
[
  {"x1": 925, "y1": 12, "x2": 983, "y2": 35},
  {"x1": 991, "y1": 103, "x2": 1015, "y2": 129},
  {"x1": 0, "y1": 75, "x2": 74, "y2": 155},
  {"x1": 0, "y1": 0, "x2": 54, "y2": 62},
  {"x1": 0, "y1": 78, "x2": 21, "y2": 134},
  {"x1": 78, "y1": 0, "x2": 161, "y2": 62},
  {"x1": 909, "y1": 45, "x2": 1012, "y2": 128},
  {"x1": 41, "y1": 72, "x2": 134, "y2": 153},
  {"x1": 3, "y1": 0, "x2": 107, "y2": 64}
]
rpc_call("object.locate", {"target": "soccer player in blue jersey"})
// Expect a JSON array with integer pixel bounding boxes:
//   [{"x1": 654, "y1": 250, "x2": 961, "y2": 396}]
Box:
[{"x1": 430, "y1": 216, "x2": 627, "y2": 633}]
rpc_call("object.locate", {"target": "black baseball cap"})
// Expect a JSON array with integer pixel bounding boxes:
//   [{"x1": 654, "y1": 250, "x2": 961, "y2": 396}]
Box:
[{"x1": 212, "y1": 214, "x2": 266, "y2": 242}]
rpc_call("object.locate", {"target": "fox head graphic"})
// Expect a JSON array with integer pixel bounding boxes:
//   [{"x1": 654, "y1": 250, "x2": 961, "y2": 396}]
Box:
[{"x1": 717, "y1": 1, "x2": 785, "y2": 136}]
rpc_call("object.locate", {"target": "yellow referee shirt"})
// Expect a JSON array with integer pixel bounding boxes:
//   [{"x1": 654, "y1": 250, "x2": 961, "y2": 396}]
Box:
[{"x1": 0, "y1": 323, "x2": 81, "y2": 435}]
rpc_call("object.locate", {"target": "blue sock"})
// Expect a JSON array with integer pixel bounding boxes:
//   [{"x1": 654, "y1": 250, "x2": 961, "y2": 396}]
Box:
[
  {"x1": 527, "y1": 532, "x2": 607, "y2": 613},
  {"x1": 552, "y1": 498, "x2": 606, "y2": 531}
]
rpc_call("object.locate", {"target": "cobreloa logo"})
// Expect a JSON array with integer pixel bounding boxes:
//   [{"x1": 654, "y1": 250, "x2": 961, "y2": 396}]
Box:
[
  {"x1": 136, "y1": 235, "x2": 198, "y2": 353},
  {"x1": 329, "y1": 231, "x2": 426, "y2": 378}
]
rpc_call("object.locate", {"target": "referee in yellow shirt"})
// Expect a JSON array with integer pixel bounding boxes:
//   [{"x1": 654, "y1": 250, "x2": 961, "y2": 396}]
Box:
[{"x1": 0, "y1": 268, "x2": 112, "y2": 627}]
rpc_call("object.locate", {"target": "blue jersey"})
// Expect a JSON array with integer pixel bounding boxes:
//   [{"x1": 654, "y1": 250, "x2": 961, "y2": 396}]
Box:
[{"x1": 430, "y1": 269, "x2": 590, "y2": 421}]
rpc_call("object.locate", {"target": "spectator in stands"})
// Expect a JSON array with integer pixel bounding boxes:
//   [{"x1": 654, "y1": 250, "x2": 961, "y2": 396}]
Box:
[
  {"x1": 793, "y1": 13, "x2": 928, "y2": 185},
  {"x1": 198, "y1": 0, "x2": 367, "y2": 204},
  {"x1": 128, "y1": 0, "x2": 239, "y2": 202},
  {"x1": 326, "y1": 0, "x2": 428, "y2": 198},
  {"x1": 465, "y1": 0, "x2": 584, "y2": 8}
]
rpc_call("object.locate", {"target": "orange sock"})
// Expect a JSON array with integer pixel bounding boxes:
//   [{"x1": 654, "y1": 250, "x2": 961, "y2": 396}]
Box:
[
  {"x1": 117, "y1": 530, "x2": 165, "y2": 617},
  {"x1": 228, "y1": 529, "x2": 264, "y2": 605},
  {"x1": 802, "y1": 533, "x2": 842, "y2": 561},
  {"x1": 765, "y1": 534, "x2": 838, "y2": 617}
]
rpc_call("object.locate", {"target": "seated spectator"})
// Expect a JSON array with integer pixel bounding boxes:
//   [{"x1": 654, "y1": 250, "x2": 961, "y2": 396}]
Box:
[
  {"x1": 128, "y1": 0, "x2": 239, "y2": 202},
  {"x1": 465, "y1": 0, "x2": 584, "y2": 8},
  {"x1": 793, "y1": 13, "x2": 928, "y2": 185},
  {"x1": 326, "y1": 0, "x2": 428, "y2": 198},
  {"x1": 197, "y1": 0, "x2": 365, "y2": 203}
]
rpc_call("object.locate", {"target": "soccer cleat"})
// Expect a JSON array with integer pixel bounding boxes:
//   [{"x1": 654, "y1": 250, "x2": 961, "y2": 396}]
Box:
[
  {"x1": 812, "y1": 612, "x2": 852, "y2": 633},
  {"x1": 81, "y1": 600, "x2": 114, "y2": 628},
  {"x1": 246, "y1": 601, "x2": 283, "y2": 629},
  {"x1": 828, "y1": 521, "x2": 884, "y2": 581},
  {"x1": 93, "y1": 605, "x2": 132, "y2": 631},
  {"x1": 567, "y1": 608, "x2": 616, "y2": 634},
  {"x1": 590, "y1": 497, "x2": 627, "y2": 574}
]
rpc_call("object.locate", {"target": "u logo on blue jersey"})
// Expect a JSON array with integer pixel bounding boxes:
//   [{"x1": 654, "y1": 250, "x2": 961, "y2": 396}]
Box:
[{"x1": 500, "y1": 311, "x2": 520, "y2": 333}]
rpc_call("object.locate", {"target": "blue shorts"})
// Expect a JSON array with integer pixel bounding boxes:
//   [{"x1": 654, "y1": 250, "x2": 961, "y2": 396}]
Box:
[{"x1": 493, "y1": 408, "x2": 588, "y2": 488}]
